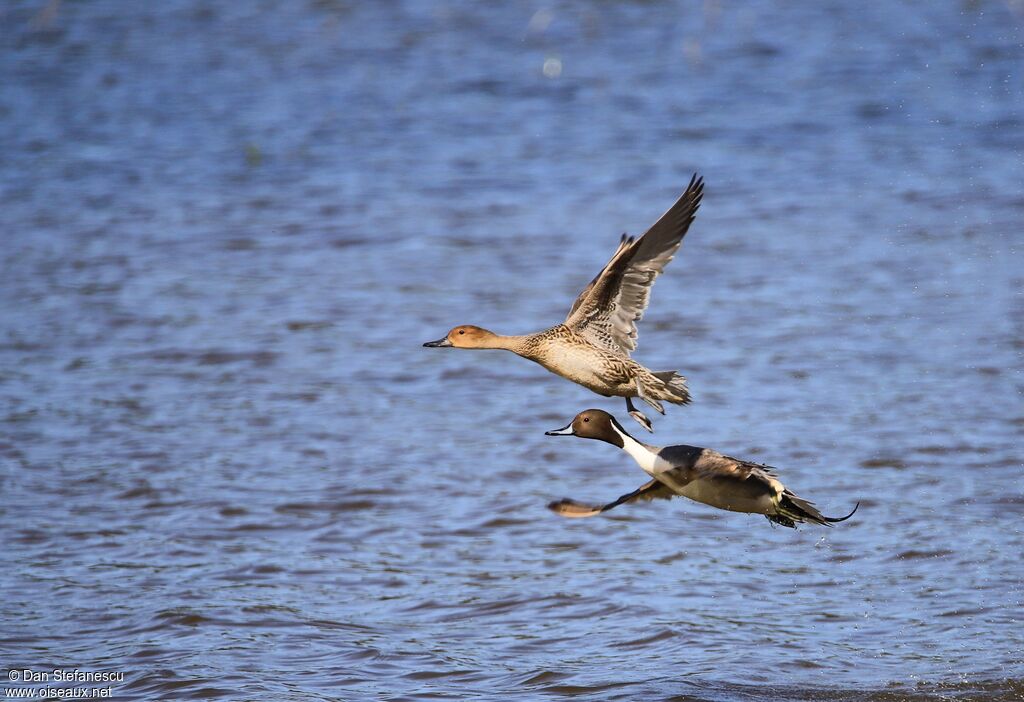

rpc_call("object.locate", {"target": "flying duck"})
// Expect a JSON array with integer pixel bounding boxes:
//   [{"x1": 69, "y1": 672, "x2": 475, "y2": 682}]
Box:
[
  {"x1": 545, "y1": 409, "x2": 858, "y2": 528},
  {"x1": 424, "y1": 175, "x2": 704, "y2": 431}
]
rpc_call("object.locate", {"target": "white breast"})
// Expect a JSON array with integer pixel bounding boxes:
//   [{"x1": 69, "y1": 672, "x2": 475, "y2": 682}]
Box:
[{"x1": 616, "y1": 430, "x2": 666, "y2": 475}]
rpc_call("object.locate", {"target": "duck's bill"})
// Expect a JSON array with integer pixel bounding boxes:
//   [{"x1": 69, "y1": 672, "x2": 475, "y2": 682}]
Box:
[
  {"x1": 423, "y1": 337, "x2": 452, "y2": 348},
  {"x1": 545, "y1": 423, "x2": 575, "y2": 436}
]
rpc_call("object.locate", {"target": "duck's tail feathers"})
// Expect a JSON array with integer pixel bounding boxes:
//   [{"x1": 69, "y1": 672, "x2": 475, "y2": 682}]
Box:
[
  {"x1": 823, "y1": 501, "x2": 860, "y2": 524},
  {"x1": 651, "y1": 370, "x2": 691, "y2": 406},
  {"x1": 771, "y1": 493, "x2": 860, "y2": 528}
]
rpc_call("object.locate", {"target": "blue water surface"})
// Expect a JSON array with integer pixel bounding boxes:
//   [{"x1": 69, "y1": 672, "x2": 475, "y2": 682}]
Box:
[{"x1": 1, "y1": 1, "x2": 1022, "y2": 700}]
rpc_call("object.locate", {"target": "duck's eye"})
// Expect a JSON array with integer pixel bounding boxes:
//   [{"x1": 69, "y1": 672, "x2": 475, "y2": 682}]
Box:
[
  {"x1": 458, "y1": 330, "x2": 465, "y2": 335},
  {"x1": 583, "y1": 417, "x2": 590, "y2": 423}
]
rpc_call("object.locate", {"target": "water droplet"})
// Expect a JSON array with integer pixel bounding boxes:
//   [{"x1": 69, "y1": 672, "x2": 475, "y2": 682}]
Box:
[{"x1": 542, "y1": 57, "x2": 562, "y2": 79}]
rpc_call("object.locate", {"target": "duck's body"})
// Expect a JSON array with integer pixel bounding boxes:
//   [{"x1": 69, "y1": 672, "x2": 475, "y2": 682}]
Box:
[
  {"x1": 545, "y1": 409, "x2": 858, "y2": 528},
  {"x1": 424, "y1": 176, "x2": 704, "y2": 431},
  {"x1": 628, "y1": 443, "x2": 784, "y2": 517},
  {"x1": 467, "y1": 324, "x2": 688, "y2": 406}
]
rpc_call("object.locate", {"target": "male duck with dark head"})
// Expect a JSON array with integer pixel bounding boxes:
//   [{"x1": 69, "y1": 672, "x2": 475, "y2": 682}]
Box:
[
  {"x1": 545, "y1": 409, "x2": 858, "y2": 528},
  {"x1": 424, "y1": 175, "x2": 704, "y2": 432}
]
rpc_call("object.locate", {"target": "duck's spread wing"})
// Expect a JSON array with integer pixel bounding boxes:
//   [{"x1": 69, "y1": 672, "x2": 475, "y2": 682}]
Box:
[
  {"x1": 564, "y1": 175, "x2": 704, "y2": 356},
  {"x1": 548, "y1": 478, "x2": 675, "y2": 518}
]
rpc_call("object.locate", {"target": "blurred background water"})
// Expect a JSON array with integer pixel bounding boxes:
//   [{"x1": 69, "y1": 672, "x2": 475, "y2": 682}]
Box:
[{"x1": 1, "y1": 1, "x2": 1022, "y2": 700}]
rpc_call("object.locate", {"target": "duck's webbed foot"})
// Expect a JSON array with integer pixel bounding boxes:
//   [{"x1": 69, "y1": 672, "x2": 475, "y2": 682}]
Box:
[{"x1": 625, "y1": 397, "x2": 654, "y2": 433}]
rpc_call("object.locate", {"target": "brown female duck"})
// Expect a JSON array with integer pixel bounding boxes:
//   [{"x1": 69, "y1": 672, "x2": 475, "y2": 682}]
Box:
[{"x1": 424, "y1": 175, "x2": 704, "y2": 431}]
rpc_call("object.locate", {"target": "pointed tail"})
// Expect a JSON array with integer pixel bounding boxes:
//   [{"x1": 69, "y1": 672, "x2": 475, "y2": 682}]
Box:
[
  {"x1": 823, "y1": 501, "x2": 859, "y2": 524},
  {"x1": 774, "y1": 493, "x2": 859, "y2": 528}
]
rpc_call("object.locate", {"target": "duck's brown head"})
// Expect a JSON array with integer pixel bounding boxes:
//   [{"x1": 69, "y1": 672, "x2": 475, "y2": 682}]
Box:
[
  {"x1": 422, "y1": 325, "x2": 499, "y2": 349},
  {"x1": 545, "y1": 409, "x2": 628, "y2": 448}
]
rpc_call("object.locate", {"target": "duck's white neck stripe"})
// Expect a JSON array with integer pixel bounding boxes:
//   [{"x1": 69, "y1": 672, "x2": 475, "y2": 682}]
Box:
[{"x1": 610, "y1": 424, "x2": 660, "y2": 473}]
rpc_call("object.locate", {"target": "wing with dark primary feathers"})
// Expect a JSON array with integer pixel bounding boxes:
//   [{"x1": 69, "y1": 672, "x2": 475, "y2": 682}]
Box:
[
  {"x1": 547, "y1": 478, "x2": 675, "y2": 518},
  {"x1": 565, "y1": 175, "x2": 704, "y2": 356}
]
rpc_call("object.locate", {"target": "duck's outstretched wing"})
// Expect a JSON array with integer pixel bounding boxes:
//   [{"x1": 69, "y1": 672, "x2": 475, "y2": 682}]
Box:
[
  {"x1": 564, "y1": 175, "x2": 704, "y2": 356},
  {"x1": 547, "y1": 478, "x2": 675, "y2": 518}
]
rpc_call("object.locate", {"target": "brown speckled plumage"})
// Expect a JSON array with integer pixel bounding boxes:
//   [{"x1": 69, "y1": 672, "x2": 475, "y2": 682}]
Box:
[
  {"x1": 509, "y1": 324, "x2": 688, "y2": 405},
  {"x1": 423, "y1": 177, "x2": 704, "y2": 430}
]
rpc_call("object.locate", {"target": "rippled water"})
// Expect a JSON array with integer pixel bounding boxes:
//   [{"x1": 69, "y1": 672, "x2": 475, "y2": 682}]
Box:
[{"x1": 2, "y1": 1, "x2": 1023, "y2": 700}]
